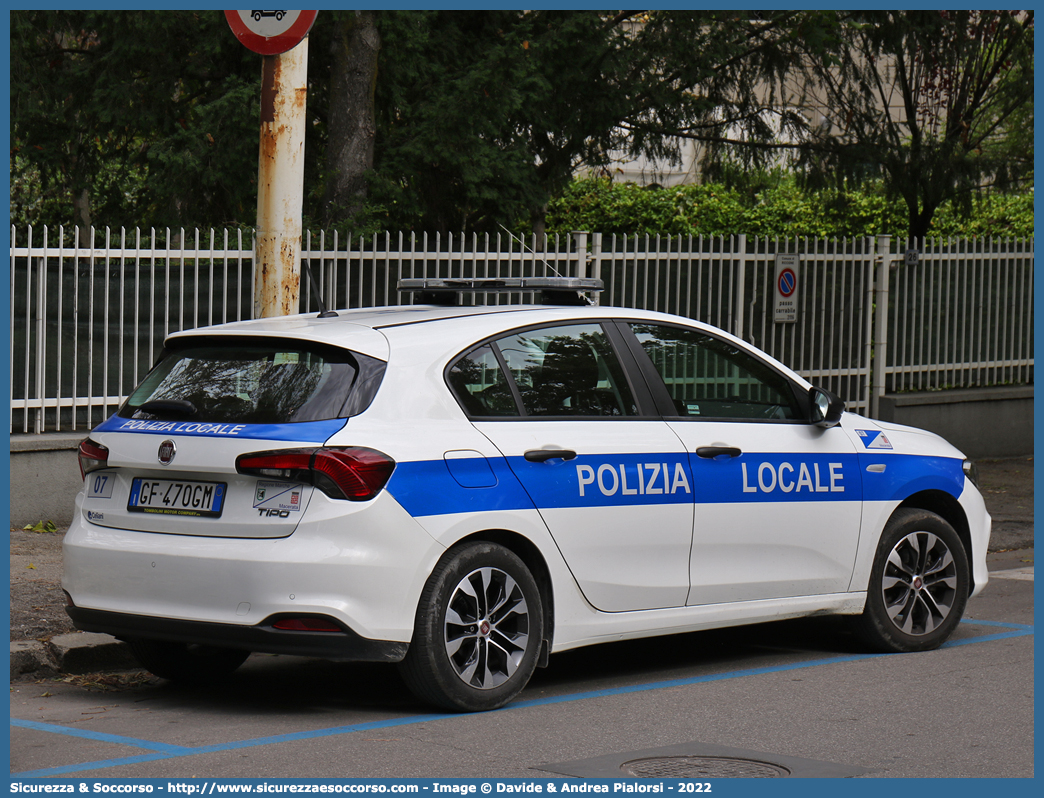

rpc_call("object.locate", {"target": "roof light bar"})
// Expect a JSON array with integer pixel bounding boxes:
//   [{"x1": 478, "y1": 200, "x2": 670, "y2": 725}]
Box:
[{"x1": 397, "y1": 277, "x2": 604, "y2": 306}]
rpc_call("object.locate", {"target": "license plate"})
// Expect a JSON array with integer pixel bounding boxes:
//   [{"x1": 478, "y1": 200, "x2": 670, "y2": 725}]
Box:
[{"x1": 128, "y1": 478, "x2": 226, "y2": 518}]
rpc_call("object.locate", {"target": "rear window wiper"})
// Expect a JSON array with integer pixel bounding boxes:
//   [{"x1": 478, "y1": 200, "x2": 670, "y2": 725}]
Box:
[{"x1": 136, "y1": 399, "x2": 198, "y2": 419}]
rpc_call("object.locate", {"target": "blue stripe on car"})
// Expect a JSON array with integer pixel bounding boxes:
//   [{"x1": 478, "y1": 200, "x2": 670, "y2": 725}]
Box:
[
  {"x1": 386, "y1": 457, "x2": 535, "y2": 516},
  {"x1": 857, "y1": 453, "x2": 966, "y2": 502},
  {"x1": 385, "y1": 452, "x2": 966, "y2": 517}
]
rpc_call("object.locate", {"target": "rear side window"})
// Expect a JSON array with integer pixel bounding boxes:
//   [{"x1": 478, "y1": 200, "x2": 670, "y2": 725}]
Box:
[
  {"x1": 448, "y1": 323, "x2": 637, "y2": 418},
  {"x1": 120, "y1": 339, "x2": 385, "y2": 424},
  {"x1": 447, "y1": 345, "x2": 520, "y2": 417},
  {"x1": 498, "y1": 324, "x2": 636, "y2": 417}
]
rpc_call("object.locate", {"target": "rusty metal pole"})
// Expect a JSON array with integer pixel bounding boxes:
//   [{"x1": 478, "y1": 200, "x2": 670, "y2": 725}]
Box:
[{"x1": 254, "y1": 39, "x2": 308, "y2": 318}]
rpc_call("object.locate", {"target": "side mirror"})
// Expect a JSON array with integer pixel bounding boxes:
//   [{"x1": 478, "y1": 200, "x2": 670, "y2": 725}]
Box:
[{"x1": 809, "y1": 387, "x2": 845, "y2": 428}]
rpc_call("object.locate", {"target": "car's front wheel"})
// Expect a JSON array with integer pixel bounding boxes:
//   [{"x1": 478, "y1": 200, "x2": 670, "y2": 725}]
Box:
[
  {"x1": 128, "y1": 639, "x2": 250, "y2": 684},
  {"x1": 854, "y1": 508, "x2": 970, "y2": 652},
  {"x1": 399, "y1": 542, "x2": 544, "y2": 712}
]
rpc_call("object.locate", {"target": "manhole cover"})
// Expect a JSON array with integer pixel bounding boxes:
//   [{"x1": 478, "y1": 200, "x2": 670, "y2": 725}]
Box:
[{"x1": 621, "y1": 756, "x2": 791, "y2": 779}]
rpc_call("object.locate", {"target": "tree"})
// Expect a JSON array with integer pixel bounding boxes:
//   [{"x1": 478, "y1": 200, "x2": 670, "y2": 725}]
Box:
[
  {"x1": 349, "y1": 10, "x2": 834, "y2": 234},
  {"x1": 787, "y1": 10, "x2": 1034, "y2": 239},
  {"x1": 11, "y1": 10, "x2": 857, "y2": 237},
  {"x1": 321, "y1": 11, "x2": 380, "y2": 227},
  {"x1": 10, "y1": 11, "x2": 260, "y2": 235}
]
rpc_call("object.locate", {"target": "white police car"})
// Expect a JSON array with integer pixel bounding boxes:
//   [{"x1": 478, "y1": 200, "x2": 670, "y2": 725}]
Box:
[{"x1": 64, "y1": 278, "x2": 991, "y2": 711}]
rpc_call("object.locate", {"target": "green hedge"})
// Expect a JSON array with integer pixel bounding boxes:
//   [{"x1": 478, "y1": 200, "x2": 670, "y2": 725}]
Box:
[{"x1": 545, "y1": 178, "x2": 1033, "y2": 239}]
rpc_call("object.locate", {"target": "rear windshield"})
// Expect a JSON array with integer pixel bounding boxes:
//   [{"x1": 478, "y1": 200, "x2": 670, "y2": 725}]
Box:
[{"x1": 119, "y1": 338, "x2": 385, "y2": 424}]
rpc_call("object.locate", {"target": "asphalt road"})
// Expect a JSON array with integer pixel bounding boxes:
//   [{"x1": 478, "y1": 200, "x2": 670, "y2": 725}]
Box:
[{"x1": 9, "y1": 548, "x2": 1033, "y2": 780}]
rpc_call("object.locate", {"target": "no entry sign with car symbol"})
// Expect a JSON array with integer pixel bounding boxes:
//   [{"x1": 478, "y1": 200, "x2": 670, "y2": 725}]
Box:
[
  {"x1": 773, "y1": 253, "x2": 799, "y2": 323},
  {"x1": 224, "y1": 10, "x2": 318, "y2": 55}
]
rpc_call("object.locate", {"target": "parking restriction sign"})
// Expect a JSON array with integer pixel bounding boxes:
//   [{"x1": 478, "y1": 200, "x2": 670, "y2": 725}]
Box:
[
  {"x1": 774, "y1": 253, "x2": 799, "y2": 323},
  {"x1": 224, "y1": 10, "x2": 318, "y2": 55}
]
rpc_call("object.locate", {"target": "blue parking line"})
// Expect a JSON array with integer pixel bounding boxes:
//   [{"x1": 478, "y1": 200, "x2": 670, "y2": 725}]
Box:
[
  {"x1": 11, "y1": 718, "x2": 192, "y2": 753},
  {"x1": 10, "y1": 715, "x2": 457, "y2": 778},
  {"x1": 13, "y1": 752, "x2": 180, "y2": 778},
  {"x1": 961, "y1": 618, "x2": 1034, "y2": 630},
  {"x1": 941, "y1": 630, "x2": 1033, "y2": 647},
  {"x1": 11, "y1": 620, "x2": 1033, "y2": 778},
  {"x1": 508, "y1": 654, "x2": 887, "y2": 711}
]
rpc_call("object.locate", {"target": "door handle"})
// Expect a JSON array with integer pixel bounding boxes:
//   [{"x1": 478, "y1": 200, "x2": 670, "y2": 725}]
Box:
[
  {"x1": 696, "y1": 446, "x2": 742, "y2": 459},
  {"x1": 524, "y1": 449, "x2": 577, "y2": 463}
]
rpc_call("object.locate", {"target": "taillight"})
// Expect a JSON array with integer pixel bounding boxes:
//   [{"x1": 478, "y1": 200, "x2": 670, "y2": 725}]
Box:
[
  {"x1": 78, "y1": 439, "x2": 109, "y2": 480},
  {"x1": 235, "y1": 449, "x2": 314, "y2": 482},
  {"x1": 236, "y1": 447, "x2": 395, "y2": 501}
]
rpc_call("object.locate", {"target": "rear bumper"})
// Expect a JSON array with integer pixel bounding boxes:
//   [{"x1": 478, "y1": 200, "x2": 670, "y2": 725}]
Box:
[
  {"x1": 62, "y1": 490, "x2": 443, "y2": 643},
  {"x1": 66, "y1": 606, "x2": 408, "y2": 663}
]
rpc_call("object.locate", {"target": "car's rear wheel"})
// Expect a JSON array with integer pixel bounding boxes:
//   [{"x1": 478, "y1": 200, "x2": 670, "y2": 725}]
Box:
[
  {"x1": 128, "y1": 639, "x2": 250, "y2": 684},
  {"x1": 399, "y1": 542, "x2": 543, "y2": 712},
  {"x1": 854, "y1": 508, "x2": 969, "y2": 652}
]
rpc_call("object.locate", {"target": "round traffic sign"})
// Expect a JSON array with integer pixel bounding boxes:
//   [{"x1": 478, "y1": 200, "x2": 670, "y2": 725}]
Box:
[
  {"x1": 777, "y1": 268, "x2": 797, "y2": 298},
  {"x1": 224, "y1": 10, "x2": 318, "y2": 55}
]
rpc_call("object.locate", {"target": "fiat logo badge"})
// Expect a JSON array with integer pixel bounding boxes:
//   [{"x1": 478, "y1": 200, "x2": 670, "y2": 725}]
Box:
[{"x1": 157, "y1": 439, "x2": 177, "y2": 465}]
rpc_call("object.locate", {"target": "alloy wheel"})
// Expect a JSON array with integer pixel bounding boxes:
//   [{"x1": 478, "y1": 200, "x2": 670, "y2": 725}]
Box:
[
  {"x1": 882, "y1": 530, "x2": 959, "y2": 636},
  {"x1": 443, "y1": 566, "x2": 530, "y2": 689}
]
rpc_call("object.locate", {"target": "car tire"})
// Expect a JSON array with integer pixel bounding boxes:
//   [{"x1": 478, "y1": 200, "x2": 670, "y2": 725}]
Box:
[
  {"x1": 854, "y1": 508, "x2": 970, "y2": 652},
  {"x1": 128, "y1": 639, "x2": 250, "y2": 684},
  {"x1": 399, "y1": 542, "x2": 544, "y2": 712}
]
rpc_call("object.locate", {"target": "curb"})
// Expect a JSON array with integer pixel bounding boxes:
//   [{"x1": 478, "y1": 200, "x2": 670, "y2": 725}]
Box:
[{"x1": 10, "y1": 632, "x2": 137, "y2": 680}]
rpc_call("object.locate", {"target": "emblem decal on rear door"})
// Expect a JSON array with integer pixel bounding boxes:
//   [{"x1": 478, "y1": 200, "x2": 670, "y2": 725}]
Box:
[{"x1": 252, "y1": 480, "x2": 304, "y2": 514}]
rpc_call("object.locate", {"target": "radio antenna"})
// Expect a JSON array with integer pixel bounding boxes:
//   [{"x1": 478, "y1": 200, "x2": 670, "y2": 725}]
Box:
[{"x1": 302, "y1": 256, "x2": 338, "y2": 318}]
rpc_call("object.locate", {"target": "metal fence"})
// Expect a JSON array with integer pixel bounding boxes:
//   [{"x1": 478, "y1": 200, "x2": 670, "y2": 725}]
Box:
[{"x1": 10, "y1": 225, "x2": 1033, "y2": 434}]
